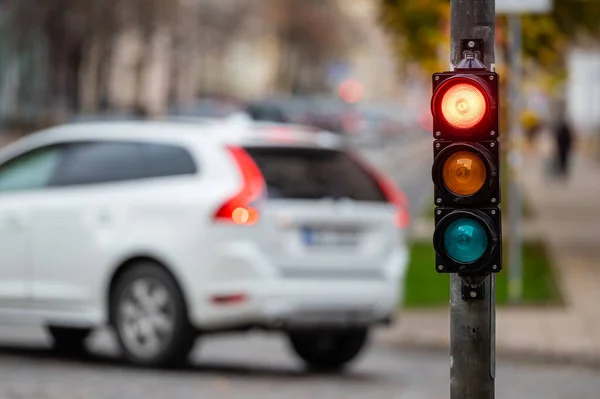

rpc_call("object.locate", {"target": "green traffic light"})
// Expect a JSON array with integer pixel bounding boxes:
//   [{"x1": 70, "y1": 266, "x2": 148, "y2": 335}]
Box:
[{"x1": 443, "y1": 217, "x2": 488, "y2": 263}]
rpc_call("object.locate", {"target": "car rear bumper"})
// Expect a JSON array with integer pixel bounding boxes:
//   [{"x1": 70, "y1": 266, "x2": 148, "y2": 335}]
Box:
[{"x1": 189, "y1": 279, "x2": 402, "y2": 332}]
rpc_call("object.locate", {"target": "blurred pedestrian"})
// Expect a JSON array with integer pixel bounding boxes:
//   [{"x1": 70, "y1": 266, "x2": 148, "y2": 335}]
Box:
[{"x1": 554, "y1": 118, "x2": 574, "y2": 179}]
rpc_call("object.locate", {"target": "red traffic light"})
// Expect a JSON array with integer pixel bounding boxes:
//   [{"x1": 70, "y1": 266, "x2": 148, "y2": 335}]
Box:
[
  {"x1": 440, "y1": 83, "x2": 487, "y2": 129},
  {"x1": 431, "y1": 74, "x2": 497, "y2": 138}
]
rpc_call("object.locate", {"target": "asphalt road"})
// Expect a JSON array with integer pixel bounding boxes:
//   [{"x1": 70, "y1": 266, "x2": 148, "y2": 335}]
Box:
[{"x1": 0, "y1": 327, "x2": 598, "y2": 399}]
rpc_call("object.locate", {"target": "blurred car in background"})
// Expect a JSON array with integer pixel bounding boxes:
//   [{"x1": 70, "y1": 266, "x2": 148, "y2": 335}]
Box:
[
  {"x1": 245, "y1": 99, "x2": 291, "y2": 123},
  {"x1": 352, "y1": 103, "x2": 413, "y2": 145},
  {"x1": 169, "y1": 96, "x2": 246, "y2": 119},
  {"x1": 247, "y1": 95, "x2": 360, "y2": 135},
  {"x1": 352, "y1": 107, "x2": 393, "y2": 145},
  {"x1": 0, "y1": 119, "x2": 409, "y2": 370},
  {"x1": 302, "y1": 95, "x2": 360, "y2": 135}
]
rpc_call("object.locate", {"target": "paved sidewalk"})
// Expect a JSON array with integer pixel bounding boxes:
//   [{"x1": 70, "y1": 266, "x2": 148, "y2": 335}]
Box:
[{"x1": 376, "y1": 140, "x2": 600, "y2": 367}]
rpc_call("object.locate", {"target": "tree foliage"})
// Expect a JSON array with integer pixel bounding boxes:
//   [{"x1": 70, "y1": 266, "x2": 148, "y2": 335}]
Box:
[
  {"x1": 380, "y1": 0, "x2": 449, "y2": 73},
  {"x1": 380, "y1": 0, "x2": 600, "y2": 73}
]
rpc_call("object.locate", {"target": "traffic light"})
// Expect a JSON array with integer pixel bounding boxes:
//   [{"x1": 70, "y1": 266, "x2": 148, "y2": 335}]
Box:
[{"x1": 431, "y1": 54, "x2": 502, "y2": 279}]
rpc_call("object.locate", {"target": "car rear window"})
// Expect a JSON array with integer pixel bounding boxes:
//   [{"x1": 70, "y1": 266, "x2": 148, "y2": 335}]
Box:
[{"x1": 244, "y1": 147, "x2": 387, "y2": 202}]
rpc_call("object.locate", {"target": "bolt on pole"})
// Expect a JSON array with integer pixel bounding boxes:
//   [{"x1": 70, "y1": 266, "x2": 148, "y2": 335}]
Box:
[{"x1": 449, "y1": 0, "x2": 496, "y2": 398}]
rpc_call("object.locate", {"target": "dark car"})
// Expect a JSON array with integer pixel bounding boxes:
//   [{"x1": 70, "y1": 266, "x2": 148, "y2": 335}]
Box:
[
  {"x1": 170, "y1": 97, "x2": 245, "y2": 119},
  {"x1": 247, "y1": 96, "x2": 358, "y2": 135},
  {"x1": 245, "y1": 100, "x2": 290, "y2": 123}
]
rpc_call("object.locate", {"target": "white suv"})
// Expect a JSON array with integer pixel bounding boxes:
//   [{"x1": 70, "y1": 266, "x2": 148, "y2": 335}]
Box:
[{"x1": 0, "y1": 120, "x2": 409, "y2": 370}]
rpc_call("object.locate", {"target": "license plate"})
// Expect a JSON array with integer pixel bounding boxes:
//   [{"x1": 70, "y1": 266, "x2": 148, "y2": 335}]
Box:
[{"x1": 302, "y1": 227, "x2": 359, "y2": 248}]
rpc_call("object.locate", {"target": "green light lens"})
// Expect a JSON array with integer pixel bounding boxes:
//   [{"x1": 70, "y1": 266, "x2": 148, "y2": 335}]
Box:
[{"x1": 443, "y1": 217, "x2": 488, "y2": 263}]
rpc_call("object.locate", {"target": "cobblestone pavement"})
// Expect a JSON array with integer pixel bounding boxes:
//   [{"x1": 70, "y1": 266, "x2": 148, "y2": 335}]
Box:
[{"x1": 0, "y1": 327, "x2": 597, "y2": 399}]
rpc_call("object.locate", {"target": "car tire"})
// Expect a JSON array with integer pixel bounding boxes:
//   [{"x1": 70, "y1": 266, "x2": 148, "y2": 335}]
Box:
[
  {"x1": 287, "y1": 328, "x2": 369, "y2": 372},
  {"x1": 110, "y1": 262, "x2": 197, "y2": 368},
  {"x1": 47, "y1": 326, "x2": 91, "y2": 355}
]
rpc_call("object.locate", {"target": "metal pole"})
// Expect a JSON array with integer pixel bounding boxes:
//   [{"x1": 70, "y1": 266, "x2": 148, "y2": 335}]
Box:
[
  {"x1": 507, "y1": 14, "x2": 523, "y2": 304},
  {"x1": 449, "y1": 1, "x2": 496, "y2": 398}
]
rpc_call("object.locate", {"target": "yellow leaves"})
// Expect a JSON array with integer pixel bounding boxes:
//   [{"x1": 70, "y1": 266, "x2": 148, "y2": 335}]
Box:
[
  {"x1": 380, "y1": 0, "x2": 449, "y2": 66},
  {"x1": 381, "y1": 0, "x2": 600, "y2": 84},
  {"x1": 521, "y1": 109, "x2": 540, "y2": 130},
  {"x1": 520, "y1": 14, "x2": 570, "y2": 74}
]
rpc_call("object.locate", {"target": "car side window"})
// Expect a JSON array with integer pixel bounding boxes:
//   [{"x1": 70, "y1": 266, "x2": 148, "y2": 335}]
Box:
[
  {"x1": 50, "y1": 141, "x2": 198, "y2": 187},
  {"x1": 51, "y1": 141, "x2": 145, "y2": 186},
  {"x1": 0, "y1": 145, "x2": 63, "y2": 193},
  {"x1": 140, "y1": 143, "x2": 197, "y2": 178}
]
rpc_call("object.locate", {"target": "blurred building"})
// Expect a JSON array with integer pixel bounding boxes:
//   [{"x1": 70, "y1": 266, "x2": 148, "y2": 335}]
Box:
[
  {"x1": 0, "y1": 0, "x2": 408, "y2": 126},
  {"x1": 566, "y1": 47, "x2": 600, "y2": 153},
  {"x1": 104, "y1": 0, "x2": 405, "y2": 106},
  {"x1": 336, "y1": 0, "x2": 402, "y2": 101}
]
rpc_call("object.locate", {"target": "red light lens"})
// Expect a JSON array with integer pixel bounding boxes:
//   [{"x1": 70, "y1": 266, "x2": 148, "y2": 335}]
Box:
[
  {"x1": 214, "y1": 146, "x2": 265, "y2": 225},
  {"x1": 440, "y1": 83, "x2": 487, "y2": 129}
]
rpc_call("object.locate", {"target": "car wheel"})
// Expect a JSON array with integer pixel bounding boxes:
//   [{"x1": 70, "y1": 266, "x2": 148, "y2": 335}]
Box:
[
  {"x1": 47, "y1": 326, "x2": 91, "y2": 355},
  {"x1": 287, "y1": 328, "x2": 369, "y2": 372},
  {"x1": 110, "y1": 262, "x2": 197, "y2": 367}
]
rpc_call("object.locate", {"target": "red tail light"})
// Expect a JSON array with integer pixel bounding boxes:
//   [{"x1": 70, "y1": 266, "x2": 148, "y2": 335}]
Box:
[
  {"x1": 214, "y1": 146, "x2": 265, "y2": 225},
  {"x1": 351, "y1": 153, "x2": 410, "y2": 228},
  {"x1": 377, "y1": 174, "x2": 411, "y2": 228}
]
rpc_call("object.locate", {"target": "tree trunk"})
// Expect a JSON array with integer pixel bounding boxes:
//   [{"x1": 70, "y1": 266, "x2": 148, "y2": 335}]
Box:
[
  {"x1": 134, "y1": 31, "x2": 154, "y2": 115},
  {"x1": 68, "y1": 43, "x2": 83, "y2": 113},
  {"x1": 79, "y1": 36, "x2": 99, "y2": 113},
  {"x1": 97, "y1": 33, "x2": 114, "y2": 112}
]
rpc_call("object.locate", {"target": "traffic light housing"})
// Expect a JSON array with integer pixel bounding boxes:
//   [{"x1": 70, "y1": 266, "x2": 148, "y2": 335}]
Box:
[
  {"x1": 431, "y1": 55, "x2": 502, "y2": 278},
  {"x1": 434, "y1": 207, "x2": 501, "y2": 274},
  {"x1": 432, "y1": 71, "x2": 499, "y2": 140},
  {"x1": 432, "y1": 140, "x2": 500, "y2": 206}
]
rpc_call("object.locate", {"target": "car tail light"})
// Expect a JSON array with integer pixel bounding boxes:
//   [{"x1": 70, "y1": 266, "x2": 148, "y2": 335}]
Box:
[
  {"x1": 214, "y1": 146, "x2": 265, "y2": 225},
  {"x1": 351, "y1": 153, "x2": 410, "y2": 228},
  {"x1": 378, "y1": 174, "x2": 411, "y2": 228}
]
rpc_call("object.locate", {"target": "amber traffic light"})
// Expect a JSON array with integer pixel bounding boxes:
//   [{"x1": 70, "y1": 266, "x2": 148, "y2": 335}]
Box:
[
  {"x1": 442, "y1": 150, "x2": 487, "y2": 196},
  {"x1": 432, "y1": 141, "x2": 499, "y2": 206}
]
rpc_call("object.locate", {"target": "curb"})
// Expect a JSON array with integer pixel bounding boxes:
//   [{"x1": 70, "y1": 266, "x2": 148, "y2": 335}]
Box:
[{"x1": 378, "y1": 338, "x2": 600, "y2": 370}]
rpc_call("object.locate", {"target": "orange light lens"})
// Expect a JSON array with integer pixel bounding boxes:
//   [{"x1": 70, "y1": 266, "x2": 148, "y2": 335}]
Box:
[
  {"x1": 440, "y1": 83, "x2": 487, "y2": 129},
  {"x1": 442, "y1": 151, "x2": 487, "y2": 196}
]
